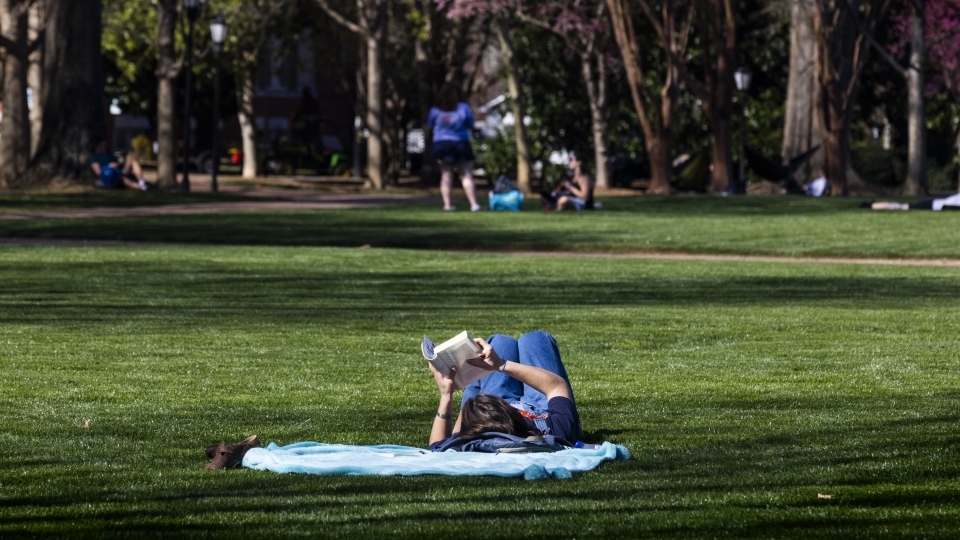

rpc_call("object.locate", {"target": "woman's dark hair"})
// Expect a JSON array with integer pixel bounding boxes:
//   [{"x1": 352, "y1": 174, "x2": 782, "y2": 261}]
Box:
[
  {"x1": 458, "y1": 394, "x2": 538, "y2": 439},
  {"x1": 435, "y1": 82, "x2": 462, "y2": 112}
]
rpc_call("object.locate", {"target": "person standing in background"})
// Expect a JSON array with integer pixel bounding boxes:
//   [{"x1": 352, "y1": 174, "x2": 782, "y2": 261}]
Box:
[{"x1": 427, "y1": 83, "x2": 481, "y2": 212}]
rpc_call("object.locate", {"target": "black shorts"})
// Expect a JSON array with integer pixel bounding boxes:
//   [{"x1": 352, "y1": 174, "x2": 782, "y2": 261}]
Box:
[
  {"x1": 911, "y1": 198, "x2": 936, "y2": 210},
  {"x1": 432, "y1": 140, "x2": 474, "y2": 163}
]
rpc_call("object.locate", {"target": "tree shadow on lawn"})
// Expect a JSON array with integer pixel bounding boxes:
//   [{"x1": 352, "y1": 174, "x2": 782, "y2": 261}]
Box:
[
  {"x1": 0, "y1": 191, "x2": 259, "y2": 211},
  {"x1": 2, "y1": 401, "x2": 957, "y2": 537},
  {"x1": 0, "y1": 195, "x2": 927, "y2": 253},
  {"x1": 594, "y1": 195, "x2": 861, "y2": 216},
  {"x1": 3, "y1": 267, "x2": 958, "y2": 326}
]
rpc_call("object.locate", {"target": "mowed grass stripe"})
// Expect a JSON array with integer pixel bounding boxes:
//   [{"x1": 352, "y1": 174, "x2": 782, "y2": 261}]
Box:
[
  {"x1": 1, "y1": 244, "x2": 958, "y2": 537},
  {"x1": 0, "y1": 196, "x2": 959, "y2": 259}
]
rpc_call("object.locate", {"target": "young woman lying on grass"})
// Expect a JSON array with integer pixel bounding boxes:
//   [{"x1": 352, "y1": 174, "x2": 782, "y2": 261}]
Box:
[
  {"x1": 428, "y1": 331, "x2": 582, "y2": 451},
  {"x1": 862, "y1": 192, "x2": 960, "y2": 211}
]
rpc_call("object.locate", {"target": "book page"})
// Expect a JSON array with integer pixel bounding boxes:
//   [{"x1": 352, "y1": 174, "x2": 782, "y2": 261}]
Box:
[
  {"x1": 422, "y1": 331, "x2": 490, "y2": 389},
  {"x1": 452, "y1": 361, "x2": 490, "y2": 390}
]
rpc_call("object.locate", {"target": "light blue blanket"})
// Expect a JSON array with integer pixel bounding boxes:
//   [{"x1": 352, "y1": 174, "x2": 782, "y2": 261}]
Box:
[{"x1": 242, "y1": 441, "x2": 630, "y2": 480}]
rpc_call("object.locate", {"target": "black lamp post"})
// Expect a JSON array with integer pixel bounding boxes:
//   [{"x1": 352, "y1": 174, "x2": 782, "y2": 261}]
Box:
[
  {"x1": 210, "y1": 11, "x2": 227, "y2": 193},
  {"x1": 734, "y1": 64, "x2": 752, "y2": 195},
  {"x1": 181, "y1": 0, "x2": 201, "y2": 193}
]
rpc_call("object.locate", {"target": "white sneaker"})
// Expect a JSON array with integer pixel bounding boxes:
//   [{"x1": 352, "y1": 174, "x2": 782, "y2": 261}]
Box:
[
  {"x1": 470, "y1": 204, "x2": 482, "y2": 212},
  {"x1": 138, "y1": 179, "x2": 148, "y2": 191},
  {"x1": 443, "y1": 205, "x2": 456, "y2": 211}
]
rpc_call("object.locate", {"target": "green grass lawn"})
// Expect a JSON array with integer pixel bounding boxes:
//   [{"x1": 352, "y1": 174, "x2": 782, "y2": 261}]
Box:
[
  {"x1": 2, "y1": 196, "x2": 959, "y2": 259},
  {"x1": 0, "y1": 189, "x2": 263, "y2": 211},
  {"x1": 2, "y1": 243, "x2": 959, "y2": 537}
]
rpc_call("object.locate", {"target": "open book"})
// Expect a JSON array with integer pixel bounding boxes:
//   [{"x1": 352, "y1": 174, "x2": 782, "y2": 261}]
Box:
[{"x1": 421, "y1": 331, "x2": 490, "y2": 390}]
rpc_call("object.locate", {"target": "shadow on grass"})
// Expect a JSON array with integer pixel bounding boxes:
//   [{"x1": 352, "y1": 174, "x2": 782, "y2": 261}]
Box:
[
  {"x1": 3, "y1": 262, "x2": 958, "y2": 327},
  {"x1": 0, "y1": 190, "x2": 263, "y2": 211},
  {"x1": 2, "y1": 401, "x2": 957, "y2": 537},
  {"x1": 0, "y1": 196, "x2": 924, "y2": 254}
]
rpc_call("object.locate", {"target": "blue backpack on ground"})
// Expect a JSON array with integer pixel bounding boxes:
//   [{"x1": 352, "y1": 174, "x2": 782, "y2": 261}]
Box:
[
  {"x1": 488, "y1": 175, "x2": 524, "y2": 211},
  {"x1": 489, "y1": 190, "x2": 524, "y2": 211}
]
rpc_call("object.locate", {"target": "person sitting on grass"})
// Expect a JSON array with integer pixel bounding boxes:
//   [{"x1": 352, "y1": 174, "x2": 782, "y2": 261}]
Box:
[
  {"x1": 428, "y1": 331, "x2": 582, "y2": 451},
  {"x1": 555, "y1": 151, "x2": 595, "y2": 211},
  {"x1": 89, "y1": 140, "x2": 151, "y2": 191},
  {"x1": 803, "y1": 169, "x2": 830, "y2": 197},
  {"x1": 861, "y1": 192, "x2": 960, "y2": 211}
]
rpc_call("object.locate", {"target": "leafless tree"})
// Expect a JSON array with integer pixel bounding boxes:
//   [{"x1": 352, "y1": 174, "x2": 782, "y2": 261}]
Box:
[
  {"x1": 315, "y1": 0, "x2": 388, "y2": 189},
  {"x1": 29, "y1": 0, "x2": 105, "y2": 183},
  {"x1": 154, "y1": 0, "x2": 180, "y2": 190},
  {"x1": 811, "y1": 0, "x2": 890, "y2": 195},
  {"x1": 606, "y1": 0, "x2": 690, "y2": 194},
  {"x1": 782, "y1": 0, "x2": 825, "y2": 184},
  {"x1": 0, "y1": 0, "x2": 42, "y2": 187}
]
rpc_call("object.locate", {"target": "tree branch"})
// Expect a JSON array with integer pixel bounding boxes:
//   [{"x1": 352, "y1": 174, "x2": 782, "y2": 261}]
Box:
[
  {"x1": 633, "y1": 0, "x2": 668, "y2": 44},
  {"x1": 314, "y1": 0, "x2": 364, "y2": 36},
  {"x1": 842, "y1": 0, "x2": 905, "y2": 77},
  {"x1": 514, "y1": 10, "x2": 556, "y2": 34},
  {"x1": 26, "y1": 27, "x2": 44, "y2": 54},
  {"x1": 0, "y1": 35, "x2": 16, "y2": 52},
  {"x1": 928, "y1": 26, "x2": 960, "y2": 49}
]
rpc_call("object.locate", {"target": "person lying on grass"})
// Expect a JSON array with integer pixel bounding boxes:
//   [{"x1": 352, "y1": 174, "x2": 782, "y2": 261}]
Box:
[
  {"x1": 862, "y1": 192, "x2": 960, "y2": 211},
  {"x1": 428, "y1": 331, "x2": 582, "y2": 451}
]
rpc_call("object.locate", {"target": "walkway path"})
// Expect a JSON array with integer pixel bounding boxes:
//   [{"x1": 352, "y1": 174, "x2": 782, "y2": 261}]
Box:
[
  {"x1": 490, "y1": 251, "x2": 960, "y2": 268},
  {"x1": 2, "y1": 237, "x2": 958, "y2": 268},
  {"x1": 0, "y1": 193, "x2": 440, "y2": 220}
]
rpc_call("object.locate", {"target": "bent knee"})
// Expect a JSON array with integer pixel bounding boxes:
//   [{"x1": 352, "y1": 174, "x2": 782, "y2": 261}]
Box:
[{"x1": 518, "y1": 330, "x2": 556, "y2": 347}]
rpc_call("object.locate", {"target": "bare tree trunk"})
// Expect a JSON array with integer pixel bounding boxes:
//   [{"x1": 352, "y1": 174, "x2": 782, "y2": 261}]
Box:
[
  {"x1": 27, "y1": 0, "x2": 42, "y2": 157},
  {"x1": 903, "y1": 0, "x2": 926, "y2": 195},
  {"x1": 365, "y1": 32, "x2": 384, "y2": 189},
  {"x1": 822, "y1": 108, "x2": 850, "y2": 195},
  {"x1": 413, "y1": 38, "x2": 437, "y2": 185},
  {"x1": 690, "y1": 0, "x2": 737, "y2": 195},
  {"x1": 0, "y1": 0, "x2": 31, "y2": 187},
  {"x1": 706, "y1": 105, "x2": 734, "y2": 194},
  {"x1": 30, "y1": 0, "x2": 104, "y2": 182},
  {"x1": 647, "y1": 138, "x2": 671, "y2": 194},
  {"x1": 782, "y1": 0, "x2": 824, "y2": 182},
  {"x1": 154, "y1": 0, "x2": 178, "y2": 190},
  {"x1": 581, "y1": 48, "x2": 610, "y2": 190},
  {"x1": 236, "y1": 67, "x2": 258, "y2": 178},
  {"x1": 607, "y1": 0, "x2": 689, "y2": 194},
  {"x1": 492, "y1": 17, "x2": 532, "y2": 193},
  {"x1": 812, "y1": 0, "x2": 888, "y2": 196}
]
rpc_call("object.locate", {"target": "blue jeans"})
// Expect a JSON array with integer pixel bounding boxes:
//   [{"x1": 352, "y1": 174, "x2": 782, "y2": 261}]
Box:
[{"x1": 460, "y1": 331, "x2": 576, "y2": 418}]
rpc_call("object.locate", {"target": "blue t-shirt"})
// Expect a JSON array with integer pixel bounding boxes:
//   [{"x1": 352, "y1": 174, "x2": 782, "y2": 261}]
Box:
[
  {"x1": 90, "y1": 153, "x2": 119, "y2": 169},
  {"x1": 427, "y1": 103, "x2": 474, "y2": 143},
  {"x1": 90, "y1": 152, "x2": 121, "y2": 186},
  {"x1": 429, "y1": 396, "x2": 581, "y2": 452}
]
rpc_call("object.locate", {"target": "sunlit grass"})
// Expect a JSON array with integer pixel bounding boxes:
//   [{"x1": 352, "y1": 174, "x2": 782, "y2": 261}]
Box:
[
  {"x1": 1, "y1": 195, "x2": 958, "y2": 259},
  {"x1": 1, "y1": 244, "x2": 959, "y2": 537}
]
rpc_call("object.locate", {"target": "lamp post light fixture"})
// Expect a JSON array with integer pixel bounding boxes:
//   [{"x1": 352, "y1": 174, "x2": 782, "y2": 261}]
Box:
[
  {"x1": 733, "y1": 64, "x2": 752, "y2": 195},
  {"x1": 180, "y1": 0, "x2": 202, "y2": 193},
  {"x1": 209, "y1": 11, "x2": 227, "y2": 193}
]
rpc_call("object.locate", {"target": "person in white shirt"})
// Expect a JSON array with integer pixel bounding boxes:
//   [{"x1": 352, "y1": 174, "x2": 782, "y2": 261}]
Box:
[
  {"x1": 803, "y1": 170, "x2": 829, "y2": 197},
  {"x1": 862, "y1": 193, "x2": 960, "y2": 211}
]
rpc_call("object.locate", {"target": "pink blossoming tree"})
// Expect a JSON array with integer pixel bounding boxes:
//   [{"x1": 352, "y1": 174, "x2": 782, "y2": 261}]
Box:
[
  {"x1": 514, "y1": 0, "x2": 613, "y2": 188},
  {"x1": 890, "y1": 0, "x2": 960, "y2": 192}
]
